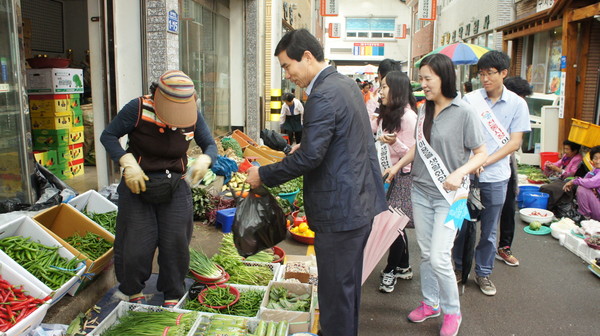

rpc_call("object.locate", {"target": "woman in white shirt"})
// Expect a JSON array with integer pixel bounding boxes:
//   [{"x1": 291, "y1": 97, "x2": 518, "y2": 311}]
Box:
[{"x1": 280, "y1": 93, "x2": 304, "y2": 144}]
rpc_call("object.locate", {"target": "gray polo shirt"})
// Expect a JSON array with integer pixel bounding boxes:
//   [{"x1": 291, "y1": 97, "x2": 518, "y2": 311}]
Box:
[{"x1": 412, "y1": 97, "x2": 484, "y2": 198}]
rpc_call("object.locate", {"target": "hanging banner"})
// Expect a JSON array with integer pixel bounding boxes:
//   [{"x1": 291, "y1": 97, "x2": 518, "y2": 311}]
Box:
[
  {"x1": 395, "y1": 24, "x2": 407, "y2": 39},
  {"x1": 418, "y1": 0, "x2": 437, "y2": 21},
  {"x1": 320, "y1": 0, "x2": 338, "y2": 17},
  {"x1": 329, "y1": 23, "x2": 341, "y2": 38}
]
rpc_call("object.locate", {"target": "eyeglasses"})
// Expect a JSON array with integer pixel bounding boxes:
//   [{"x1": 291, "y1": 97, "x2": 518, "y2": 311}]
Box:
[{"x1": 478, "y1": 70, "x2": 499, "y2": 78}]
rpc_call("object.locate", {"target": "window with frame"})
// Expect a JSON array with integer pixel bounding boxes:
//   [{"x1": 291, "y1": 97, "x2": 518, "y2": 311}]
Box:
[{"x1": 345, "y1": 18, "x2": 396, "y2": 39}]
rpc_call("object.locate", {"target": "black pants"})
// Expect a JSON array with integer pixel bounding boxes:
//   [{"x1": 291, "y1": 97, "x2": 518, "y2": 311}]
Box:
[
  {"x1": 315, "y1": 223, "x2": 372, "y2": 336},
  {"x1": 498, "y1": 171, "x2": 517, "y2": 248},
  {"x1": 384, "y1": 229, "x2": 409, "y2": 272},
  {"x1": 286, "y1": 129, "x2": 302, "y2": 144},
  {"x1": 115, "y1": 178, "x2": 193, "y2": 300}
]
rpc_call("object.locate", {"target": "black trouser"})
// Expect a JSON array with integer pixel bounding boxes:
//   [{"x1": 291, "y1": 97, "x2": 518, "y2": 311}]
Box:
[
  {"x1": 115, "y1": 178, "x2": 193, "y2": 300},
  {"x1": 286, "y1": 129, "x2": 302, "y2": 144},
  {"x1": 315, "y1": 223, "x2": 372, "y2": 336},
  {"x1": 498, "y1": 170, "x2": 517, "y2": 248},
  {"x1": 384, "y1": 229, "x2": 409, "y2": 272}
]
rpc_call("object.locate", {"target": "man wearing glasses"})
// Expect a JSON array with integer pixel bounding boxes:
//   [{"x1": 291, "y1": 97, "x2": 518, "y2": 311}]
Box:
[{"x1": 453, "y1": 51, "x2": 531, "y2": 296}]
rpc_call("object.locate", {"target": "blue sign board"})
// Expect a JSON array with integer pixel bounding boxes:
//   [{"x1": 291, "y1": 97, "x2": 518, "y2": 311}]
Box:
[
  {"x1": 167, "y1": 10, "x2": 178, "y2": 34},
  {"x1": 560, "y1": 56, "x2": 566, "y2": 70}
]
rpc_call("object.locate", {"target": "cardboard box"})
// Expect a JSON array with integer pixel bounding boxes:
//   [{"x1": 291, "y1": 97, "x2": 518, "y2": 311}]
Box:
[
  {"x1": 34, "y1": 149, "x2": 58, "y2": 168},
  {"x1": 68, "y1": 143, "x2": 84, "y2": 161},
  {"x1": 55, "y1": 145, "x2": 71, "y2": 164},
  {"x1": 49, "y1": 162, "x2": 72, "y2": 180},
  {"x1": 283, "y1": 262, "x2": 311, "y2": 283},
  {"x1": 259, "y1": 281, "x2": 316, "y2": 334},
  {"x1": 32, "y1": 129, "x2": 69, "y2": 149},
  {"x1": 29, "y1": 94, "x2": 72, "y2": 116},
  {"x1": 68, "y1": 190, "x2": 118, "y2": 236},
  {"x1": 0, "y1": 216, "x2": 86, "y2": 303},
  {"x1": 33, "y1": 204, "x2": 115, "y2": 279},
  {"x1": 71, "y1": 106, "x2": 84, "y2": 127},
  {"x1": 69, "y1": 158, "x2": 85, "y2": 177},
  {"x1": 0, "y1": 260, "x2": 50, "y2": 336},
  {"x1": 26, "y1": 68, "x2": 84, "y2": 95},
  {"x1": 30, "y1": 114, "x2": 72, "y2": 130},
  {"x1": 68, "y1": 125, "x2": 84, "y2": 144}
]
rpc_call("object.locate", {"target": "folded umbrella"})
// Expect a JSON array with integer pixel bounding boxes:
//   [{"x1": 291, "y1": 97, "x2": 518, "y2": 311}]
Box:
[
  {"x1": 458, "y1": 176, "x2": 484, "y2": 293},
  {"x1": 362, "y1": 204, "x2": 409, "y2": 285}
]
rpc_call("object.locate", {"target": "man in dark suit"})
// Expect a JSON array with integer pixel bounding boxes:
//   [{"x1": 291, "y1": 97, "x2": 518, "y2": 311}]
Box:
[{"x1": 247, "y1": 29, "x2": 387, "y2": 336}]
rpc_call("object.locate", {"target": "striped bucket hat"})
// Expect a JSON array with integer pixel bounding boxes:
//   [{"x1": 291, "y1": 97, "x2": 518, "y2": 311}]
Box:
[{"x1": 154, "y1": 70, "x2": 198, "y2": 127}]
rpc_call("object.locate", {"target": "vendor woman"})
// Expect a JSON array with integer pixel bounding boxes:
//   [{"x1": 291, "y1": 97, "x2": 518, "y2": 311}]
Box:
[{"x1": 540, "y1": 140, "x2": 582, "y2": 212}]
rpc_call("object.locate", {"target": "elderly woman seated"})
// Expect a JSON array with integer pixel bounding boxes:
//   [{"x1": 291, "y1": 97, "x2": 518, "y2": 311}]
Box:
[
  {"x1": 563, "y1": 145, "x2": 600, "y2": 221},
  {"x1": 539, "y1": 140, "x2": 583, "y2": 214}
]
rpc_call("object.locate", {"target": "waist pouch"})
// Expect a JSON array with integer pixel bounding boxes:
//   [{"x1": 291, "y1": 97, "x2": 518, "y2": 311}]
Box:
[{"x1": 140, "y1": 170, "x2": 183, "y2": 204}]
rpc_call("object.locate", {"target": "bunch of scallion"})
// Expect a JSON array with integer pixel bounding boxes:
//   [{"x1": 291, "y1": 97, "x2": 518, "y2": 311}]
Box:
[
  {"x1": 189, "y1": 248, "x2": 222, "y2": 279},
  {"x1": 101, "y1": 311, "x2": 198, "y2": 336}
]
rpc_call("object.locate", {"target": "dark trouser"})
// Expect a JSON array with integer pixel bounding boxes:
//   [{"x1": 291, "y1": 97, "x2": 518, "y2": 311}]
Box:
[
  {"x1": 286, "y1": 130, "x2": 302, "y2": 144},
  {"x1": 315, "y1": 223, "x2": 372, "y2": 336},
  {"x1": 384, "y1": 229, "x2": 409, "y2": 272},
  {"x1": 498, "y1": 174, "x2": 517, "y2": 248},
  {"x1": 115, "y1": 178, "x2": 193, "y2": 300}
]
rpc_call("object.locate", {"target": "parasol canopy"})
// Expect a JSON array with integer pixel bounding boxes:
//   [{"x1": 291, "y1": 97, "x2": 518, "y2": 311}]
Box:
[{"x1": 415, "y1": 42, "x2": 492, "y2": 67}]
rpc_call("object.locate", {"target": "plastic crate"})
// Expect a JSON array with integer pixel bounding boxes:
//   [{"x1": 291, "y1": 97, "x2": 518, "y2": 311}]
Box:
[
  {"x1": 88, "y1": 301, "x2": 204, "y2": 336},
  {"x1": 568, "y1": 118, "x2": 600, "y2": 147}
]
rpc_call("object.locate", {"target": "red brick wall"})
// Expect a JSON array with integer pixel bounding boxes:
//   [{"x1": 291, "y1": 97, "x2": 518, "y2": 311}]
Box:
[
  {"x1": 581, "y1": 20, "x2": 600, "y2": 123},
  {"x1": 413, "y1": 22, "x2": 434, "y2": 59}
]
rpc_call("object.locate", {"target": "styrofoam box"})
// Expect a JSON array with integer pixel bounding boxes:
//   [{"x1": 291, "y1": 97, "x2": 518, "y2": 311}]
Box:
[
  {"x1": 68, "y1": 189, "x2": 117, "y2": 237},
  {"x1": 88, "y1": 301, "x2": 204, "y2": 336},
  {"x1": 0, "y1": 260, "x2": 50, "y2": 336},
  {"x1": 175, "y1": 284, "x2": 267, "y2": 318},
  {"x1": 258, "y1": 281, "x2": 316, "y2": 334},
  {"x1": 561, "y1": 233, "x2": 600, "y2": 263},
  {"x1": 0, "y1": 216, "x2": 85, "y2": 305},
  {"x1": 232, "y1": 261, "x2": 281, "y2": 286}
]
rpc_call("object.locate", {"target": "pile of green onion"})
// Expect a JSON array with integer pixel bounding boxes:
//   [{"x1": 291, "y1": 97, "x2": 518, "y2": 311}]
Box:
[{"x1": 189, "y1": 248, "x2": 222, "y2": 279}]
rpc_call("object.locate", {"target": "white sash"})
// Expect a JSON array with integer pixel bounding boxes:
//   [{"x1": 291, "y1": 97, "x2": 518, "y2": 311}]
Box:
[
  {"x1": 466, "y1": 91, "x2": 510, "y2": 147},
  {"x1": 375, "y1": 123, "x2": 393, "y2": 174},
  {"x1": 416, "y1": 107, "x2": 470, "y2": 229}
]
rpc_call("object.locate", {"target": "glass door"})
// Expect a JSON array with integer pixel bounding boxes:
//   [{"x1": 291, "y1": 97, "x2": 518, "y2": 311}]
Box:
[{"x1": 0, "y1": 0, "x2": 36, "y2": 208}]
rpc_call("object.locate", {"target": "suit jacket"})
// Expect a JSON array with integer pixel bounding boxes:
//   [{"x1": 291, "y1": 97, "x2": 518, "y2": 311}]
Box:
[{"x1": 260, "y1": 67, "x2": 387, "y2": 233}]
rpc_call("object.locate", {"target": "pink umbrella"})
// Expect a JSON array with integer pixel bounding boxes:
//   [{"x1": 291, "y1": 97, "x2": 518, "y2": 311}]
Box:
[{"x1": 362, "y1": 205, "x2": 409, "y2": 284}]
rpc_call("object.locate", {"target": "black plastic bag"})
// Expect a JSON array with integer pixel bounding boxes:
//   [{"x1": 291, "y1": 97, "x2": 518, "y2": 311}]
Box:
[
  {"x1": 260, "y1": 129, "x2": 291, "y2": 154},
  {"x1": 232, "y1": 185, "x2": 287, "y2": 257}
]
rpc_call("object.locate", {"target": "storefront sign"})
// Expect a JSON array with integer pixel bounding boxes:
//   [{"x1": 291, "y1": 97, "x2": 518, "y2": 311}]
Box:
[
  {"x1": 167, "y1": 10, "x2": 179, "y2": 34},
  {"x1": 537, "y1": 0, "x2": 555, "y2": 12},
  {"x1": 418, "y1": 0, "x2": 437, "y2": 21},
  {"x1": 560, "y1": 56, "x2": 567, "y2": 69},
  {"x1": 353, "y1": 43, "x2": 385, "y2": 56},
  {"x1": 395, "y1": 24, "x2": 407, "y2": 39},
  {"x1": 328, "y1": 23, "x2": 341, "y2": 38},
  {"x1": 558, "y1": 72, "x2": 566, "y2": 118},
  {"x1": 320, "y1": 0, "x2": 338, "y2": 16}
]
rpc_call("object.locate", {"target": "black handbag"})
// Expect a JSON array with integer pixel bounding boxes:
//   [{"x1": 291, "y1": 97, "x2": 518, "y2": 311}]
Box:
[{"x1": 140, "y1": 170, "x2": 182, "y2": 204}]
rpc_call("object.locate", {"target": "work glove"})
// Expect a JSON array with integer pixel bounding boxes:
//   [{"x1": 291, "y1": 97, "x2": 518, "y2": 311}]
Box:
[
  {"x1": 119, "y1": 153, "x2": 149, "y2": 194},
  {"x1": 191, "y1": 154, "x2": 212, "y2": 185}
]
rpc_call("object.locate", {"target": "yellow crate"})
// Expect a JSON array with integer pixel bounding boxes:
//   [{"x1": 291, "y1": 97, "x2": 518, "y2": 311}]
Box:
[
  {"x1": 69, "y1": 159, "x2": 84, "y2": 177},
  {"x1": 568, "y1": 119, "x2": 600, "y2": 148},
  {"x1": 29, "y1": 98, "x2": 71, "y2": 116},
  {"x1": 31, "y1": 115, "x2": 72, "y2": 130},
  {"x1": 243, "y1": 145, "x2": 275, "y2": 166},
  {"x1": 68, "y1": 143, "x2": 84, "y2": 161}
]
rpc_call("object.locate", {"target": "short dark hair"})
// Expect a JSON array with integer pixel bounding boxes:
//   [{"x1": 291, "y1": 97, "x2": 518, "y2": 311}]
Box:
[
  {"x1": 283, "y1": 93, "x2": 295, "y2": 102},
  {"x1": 378, "y1": 59, "x2": 402, "y2": 80},
  {"x1": 463, "y1": 81, "x2": 473, "y2": 93},
  {"x1": 478, "y1": 50, "x2": 510, "y2": 72},
  {"x1": 419, "y1": 53, "x2": 457, "y2": 99},
  {"x1": 590, "y1": 145, "x2": 600, "y2": 160},
  {"x1": 274, "y1": 29, "x2": 324, "y2": 62},
  {"x1": 563, "y1": 140, "x2": 581, "y2": 152},
  {"x1": 504, "y1": 76, "x2": 532, "y2": 98}
]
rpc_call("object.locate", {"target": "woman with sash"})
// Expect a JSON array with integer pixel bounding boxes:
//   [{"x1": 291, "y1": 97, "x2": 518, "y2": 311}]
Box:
[
  {"x1": 386, "y1": 54, "x2": 487, "y2": 336},
  {"x1": 372, "y1": 70, "x2": 418, "y2": 293}
]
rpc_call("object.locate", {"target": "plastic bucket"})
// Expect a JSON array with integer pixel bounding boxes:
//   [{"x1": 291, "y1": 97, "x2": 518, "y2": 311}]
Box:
[
  {"x1": 540, "y1": 152, "x2": 559, "y2": 166},
  {"x1": 279, "y1": 189, "x2": 300, "y2": 204},
  {"x1": 522, "y1": 192, "x2": 549, "y2": 209},
  {"x1": 517, "y1": 186, "x2": 540, "y2": 208}
]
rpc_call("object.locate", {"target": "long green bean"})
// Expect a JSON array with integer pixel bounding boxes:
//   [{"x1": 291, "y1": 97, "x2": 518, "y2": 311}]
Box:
[{"x1": 65, "y1": 232, "x2": 112, "y2": 260}]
